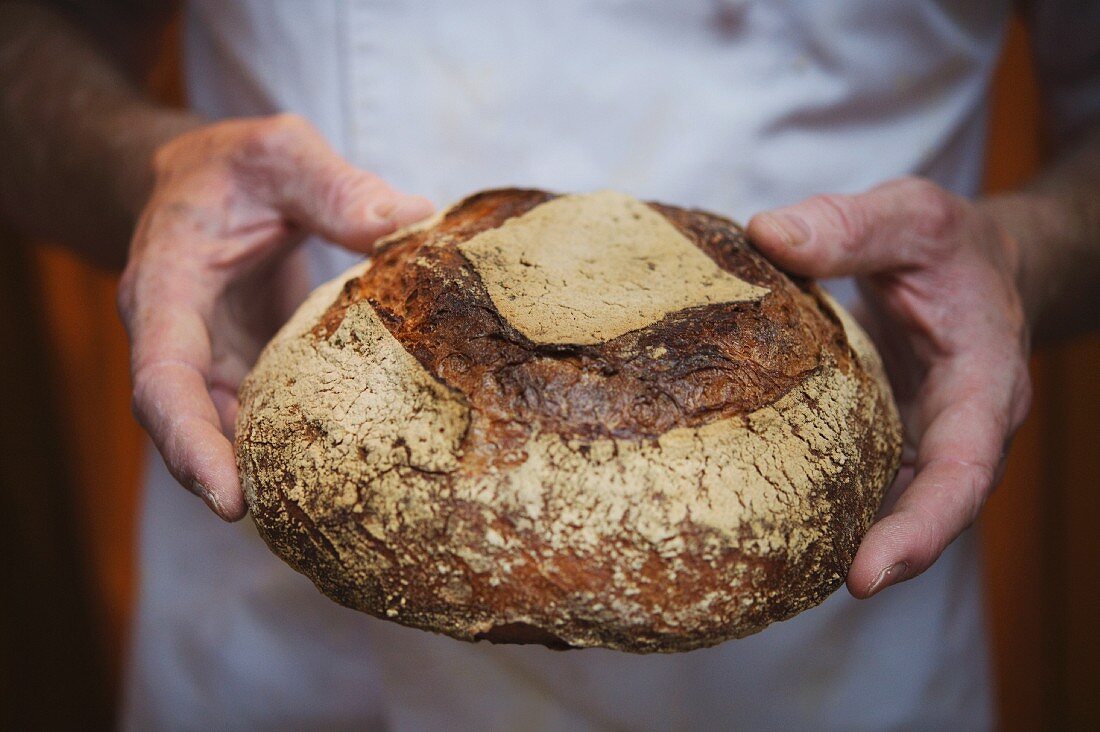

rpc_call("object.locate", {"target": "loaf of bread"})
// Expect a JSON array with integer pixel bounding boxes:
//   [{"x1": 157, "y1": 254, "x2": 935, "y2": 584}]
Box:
[{"x1": 236, "y1": 188, "x2": 902, "y2": 653}]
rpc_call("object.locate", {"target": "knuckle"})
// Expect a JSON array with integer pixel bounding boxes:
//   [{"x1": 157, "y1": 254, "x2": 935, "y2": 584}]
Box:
[
  {"x1": 968, "y1": 460, "x2": 997, "y2": 496},
  {"x1": 904, "y1": 178, "x2": 963, "y2": 245},
  {"x1": 130, "y1": 364, "x2": 153, "y2": 403},
  {"x1": 129, "y1": 364, "x2": 176, "y2": 438},
  {"x1": 245, "y1": 113, "x2": 316, "y2": 157},
  {"x1": 129, "y1": 381, "x2": 154, "y2": 433},
  {"x1": 809, "y1": 193, "x2": 864, "y2": 248},
  {"x1": 320, "y1": 170, "x2": 370, "y2": 219},
  {"x1": 900, "y1": 506, "x2": 949, "y2": 570}
]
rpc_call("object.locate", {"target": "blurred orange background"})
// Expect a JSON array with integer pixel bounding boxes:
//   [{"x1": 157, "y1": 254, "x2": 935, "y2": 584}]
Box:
[{"x1": 1, "y1": 13, "x2": 1097, "y2": 730}]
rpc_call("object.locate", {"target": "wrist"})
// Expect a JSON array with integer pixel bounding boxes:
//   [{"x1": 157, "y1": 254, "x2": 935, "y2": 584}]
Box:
[
  {"x1": 977, "y1": 192, "x2": 1057, "y2": 335},
  {"x1": 978, "y1": 128, "x2": 1100, "y2": 342}
]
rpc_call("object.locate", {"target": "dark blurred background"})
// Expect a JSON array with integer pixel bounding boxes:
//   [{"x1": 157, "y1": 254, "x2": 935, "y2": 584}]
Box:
[{"x1": 1, "y1": 12, "x2": 1098, "y2": 730}]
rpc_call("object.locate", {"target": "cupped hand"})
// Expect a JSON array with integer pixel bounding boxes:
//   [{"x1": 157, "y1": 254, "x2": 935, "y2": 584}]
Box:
[
  {"x1": 117, "y1": 114, "x2": 433, "y2": 520},
  {"x1": 748, "y1": 177, "x2": 1032, "y2": 598}
]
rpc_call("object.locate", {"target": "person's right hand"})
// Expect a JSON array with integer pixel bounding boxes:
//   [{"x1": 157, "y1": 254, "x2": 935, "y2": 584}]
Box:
[{"x1": 117, "y1": 114, "x2": 433, "y2": 521}]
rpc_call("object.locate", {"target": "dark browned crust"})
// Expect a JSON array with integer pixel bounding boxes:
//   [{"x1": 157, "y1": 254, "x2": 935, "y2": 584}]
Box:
[
  {"x1": 317, "y1": 189, "x2": 854, "y2": 469},
  {"x1": 241, "y1": 188, "x2": 902, "y2": 652}
]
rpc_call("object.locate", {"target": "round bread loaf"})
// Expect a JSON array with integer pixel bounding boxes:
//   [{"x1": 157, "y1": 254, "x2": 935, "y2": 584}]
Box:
[{"x1": 236, "y1": 188, "x2": 902, "y2": 653}]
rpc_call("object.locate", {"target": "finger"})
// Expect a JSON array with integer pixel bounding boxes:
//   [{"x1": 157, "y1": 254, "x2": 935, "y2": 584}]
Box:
[
  {"x1": 242, "y1": 115, "x2": 434, "y2": 249},
  {"x1": 746, "y1": 177, "x2": 962, "y2": 279},
  {"x1": 210, "y1": 385, "x2": 239, "y2": 439},
  {"x1": 124, "y1": 264, "x2": 246, "y2": 521},
  {"x1": 846, "y1": 357, "x2": 1020, "y2": 598},
  {"x1": 134, "y1": 360, "x2": 245, "y2": 522},
  {"x1": 281, "y1": 158, "x2": 434, "y2": 248}
]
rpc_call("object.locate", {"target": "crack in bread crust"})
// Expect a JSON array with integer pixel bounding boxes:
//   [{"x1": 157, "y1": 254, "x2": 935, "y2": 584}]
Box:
[{"x1": 237, "y1": 188, "x2": 903, "y2": 653}]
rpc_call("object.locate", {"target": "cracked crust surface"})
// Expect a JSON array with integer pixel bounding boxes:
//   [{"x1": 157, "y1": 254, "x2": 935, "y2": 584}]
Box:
[{"x1": 236, "y1": 188, "x2": 903, "y2": 653}]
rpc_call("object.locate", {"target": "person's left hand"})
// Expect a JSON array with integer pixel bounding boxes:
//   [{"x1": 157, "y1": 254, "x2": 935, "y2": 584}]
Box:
[{"x1": 747, "y1": 176, "x2": 1032, "y2": 598}]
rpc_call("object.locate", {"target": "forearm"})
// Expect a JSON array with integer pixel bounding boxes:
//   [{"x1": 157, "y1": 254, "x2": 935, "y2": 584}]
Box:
[
  {"x1": 980, "y1": 127, "x2": 1100, "y2": 342},
  {"x1": 0, "y1": 1, "x2": 202, "y2": 269}
]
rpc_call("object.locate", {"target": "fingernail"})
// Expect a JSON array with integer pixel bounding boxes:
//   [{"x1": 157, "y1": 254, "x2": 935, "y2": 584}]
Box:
[
  {"x1": 765, "y1": 213, "x2": 812, "y2": 247},
  {"x1": 381, "y1": 196, "x2": 433, "y2": 226},
  {"x1": 867, "y1": 561, "x2": 909, "y2": 597},
  {"x1": 191, "y1": 479, "x2": 225, "y2": 517}
]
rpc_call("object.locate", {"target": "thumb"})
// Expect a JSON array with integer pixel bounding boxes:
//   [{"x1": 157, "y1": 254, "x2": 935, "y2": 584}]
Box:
[
  {"x1": 280, "y1": 159, "x2": 434, "y2": 251},
  {"x1": 746, "y1": 177, "x2": 960, "y2": 279},
  {"x1": 252, "y1": 115, "x2": 434, "y2": 251}
]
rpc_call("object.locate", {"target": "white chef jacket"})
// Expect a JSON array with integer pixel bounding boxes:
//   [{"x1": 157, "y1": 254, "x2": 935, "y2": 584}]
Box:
[{"x1": 120, "y1": 1, "x2": 1098, "y2": 729}]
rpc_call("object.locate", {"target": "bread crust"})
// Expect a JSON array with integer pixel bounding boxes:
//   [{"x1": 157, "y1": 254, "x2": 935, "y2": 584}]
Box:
[{"x1": 236, "y1": 188, "x2": 902, "y2": 653}]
